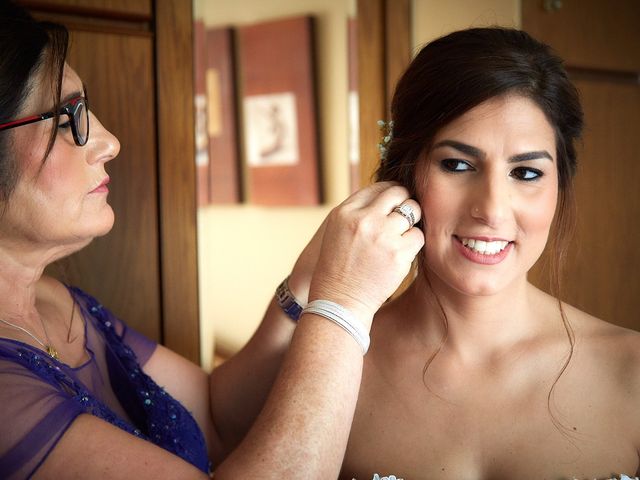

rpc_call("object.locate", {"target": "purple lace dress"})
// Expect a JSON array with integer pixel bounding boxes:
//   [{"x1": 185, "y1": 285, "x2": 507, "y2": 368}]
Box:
[{"x1": 0, "y1": 286, "x2": 211, "y2": 479}]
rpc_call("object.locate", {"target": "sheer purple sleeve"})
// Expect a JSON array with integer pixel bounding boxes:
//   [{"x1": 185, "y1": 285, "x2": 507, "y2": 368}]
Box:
[
  {"x1": 68, "y1": 285, "x2": 157, "y2": 367},
  {"x1": 0, "y1": 287, "x2": 210, "y2": 479},
  {"x1": 0, "y1": 351, "x2": 83, "y2": 480},
  {"x1": 105, "y1": 310, "x2": 157, "y2": 367}
]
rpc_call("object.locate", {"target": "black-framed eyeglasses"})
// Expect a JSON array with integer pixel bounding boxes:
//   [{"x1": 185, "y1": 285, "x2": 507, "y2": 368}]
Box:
[{"x1": 0, "y1": 92, "x2": 90, "y2": 146}]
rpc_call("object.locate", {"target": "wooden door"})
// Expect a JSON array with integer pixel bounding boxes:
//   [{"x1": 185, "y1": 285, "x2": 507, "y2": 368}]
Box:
[
  {"x1": 523, "y1": 0, "x2": 640, "y2": 330},
  {"x1": 21, "y1": 0, "x2": 200, "y2": 362},
  {"x1": 356, "y1": 0, "x2": 411, "y2": 186},
  {"x1": 65, "y1": 30, "x2": 161, "y2": 341}
]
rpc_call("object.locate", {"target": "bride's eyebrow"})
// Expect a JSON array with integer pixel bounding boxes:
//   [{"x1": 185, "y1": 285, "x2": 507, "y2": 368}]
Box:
[
  {"x1": 508, "y1": 150, "x2": 554, "y2": 163},
  {"x1": 432, "y1": 140, "x2": 485, "y2": 159},
  {"x1": 432, "y1": 140, "x2": 554, "y2": 163}
]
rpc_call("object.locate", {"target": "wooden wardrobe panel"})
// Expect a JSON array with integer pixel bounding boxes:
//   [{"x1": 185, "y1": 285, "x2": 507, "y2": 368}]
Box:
[
  {"x1": 524, "y1": 1, "x2": 640, "y2": 331},
  {"x1": 357, "y1": 0, "x2": 412, "y2": 186},
  {"x1": 357, "y1": 0, "x2": 385, "y2": 186},
  {"x1": 27, "y1": 0, "x2": 200, "y2": 360},
  {"x1": 155, "y1": 0, "x2": 200, "y2": 362},
  {"x1": 561, "y1": 79, "x2": 640, "y2": 327},
  {"x1": 63, "y1": 31, "x2": 161, "y2": 340},
  {"x1": 522, "y1": 0, "x2": 640, "y2": 72}
]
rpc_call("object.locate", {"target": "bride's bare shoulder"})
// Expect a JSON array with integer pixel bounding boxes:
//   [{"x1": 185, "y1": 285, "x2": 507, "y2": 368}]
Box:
[
  {"x1": 532, "y1": 286, "x2": 640, "y2": 371},
  {"x1": 563, "y1": 301, "x2": 639, "y2": 343},
  {"x1": 557, "y1": 300, "x2": 640, "y2": 401},
  {"x1": 532, "y1": 285, "x2": 639, "y2": 342}
]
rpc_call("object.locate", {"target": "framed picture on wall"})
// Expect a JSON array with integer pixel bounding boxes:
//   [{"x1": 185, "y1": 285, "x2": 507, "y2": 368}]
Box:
[
  {"x1": 206, "y1": 26, "x2": 242, "y2": 204},
  {"x1": 347, "y1": 16, "x2": 360, "y2": 193},
  {"x1": 238, "y1": 16, "x2": 321, "y2": 206},
  {"x1": 193, "y1": 19, "x2": 210, "y2": 206}
]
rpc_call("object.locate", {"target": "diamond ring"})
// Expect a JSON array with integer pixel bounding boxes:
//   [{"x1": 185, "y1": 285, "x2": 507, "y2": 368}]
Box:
[{"x1": 392, "y1": 203, "x2": 416, "y2": 229}]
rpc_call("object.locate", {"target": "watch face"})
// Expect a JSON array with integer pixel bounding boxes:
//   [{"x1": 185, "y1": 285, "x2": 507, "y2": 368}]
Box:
[
  {"x1": 288, "y1": 302, "x2": 303, "y2": 317},
  {"x1": 276, "y1": 278, "x2": 303, "y2": 321}
]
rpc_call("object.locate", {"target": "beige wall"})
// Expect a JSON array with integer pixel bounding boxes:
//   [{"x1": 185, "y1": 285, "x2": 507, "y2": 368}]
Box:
[
  {"x1": 413, "y1": 0, "x2": 520, "y2": 49},
  {"x1": 195, "y1": 0, "x2": 355, "y2": 370},
  {"x1": 197, "y1": 0, "x2": 521, "y2": 370}
]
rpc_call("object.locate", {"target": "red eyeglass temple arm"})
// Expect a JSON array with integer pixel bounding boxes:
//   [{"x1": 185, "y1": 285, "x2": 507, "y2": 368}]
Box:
[{"x1": 0, "y1": 113, "x2": 53, "y2": 131}]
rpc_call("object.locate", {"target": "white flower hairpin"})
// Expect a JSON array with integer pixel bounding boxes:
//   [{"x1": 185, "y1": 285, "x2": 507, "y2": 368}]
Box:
[{"x1": 377, "y1": 119, "x2": 394, "y2": 162}]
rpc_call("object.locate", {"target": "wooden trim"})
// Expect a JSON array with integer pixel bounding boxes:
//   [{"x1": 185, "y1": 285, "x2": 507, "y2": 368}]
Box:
[
  {"x1": 154, "y1": 0, "x2": 200, "y2": 363},
  {"x1": 357, "y1": 0, "x2": 385, "y2": 186},
  {"x1": 28, "y1": 13, "x2": 152, "y2": 36},
  {"x1": 357, "y1": 0, "x2": 412, "y2": 186},
  {"x1": 18, "y1": 0, "x2": 151, "y2": 22},
  {"x1": 384, "y1": 0, "x2": 412, "y2": 110}
]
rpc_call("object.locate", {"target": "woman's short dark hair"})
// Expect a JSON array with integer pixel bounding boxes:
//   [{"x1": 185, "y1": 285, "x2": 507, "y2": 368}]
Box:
[{"x1": 0, "y1": 0, "x2": 69, "y2": 203}]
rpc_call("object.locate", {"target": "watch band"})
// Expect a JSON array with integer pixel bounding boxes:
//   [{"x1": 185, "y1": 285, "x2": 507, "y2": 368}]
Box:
[{"x1": 276, "y1": 276, "x2": 304, "y2": 322}]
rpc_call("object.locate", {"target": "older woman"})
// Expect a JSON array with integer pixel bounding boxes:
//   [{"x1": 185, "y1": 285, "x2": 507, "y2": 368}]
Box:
[
  {"x1": 0, "y1": 2, "x2": 424, "y2": 479},
  {"x1": 340, "y1": 28, "x2": 640, "y2": 480}
]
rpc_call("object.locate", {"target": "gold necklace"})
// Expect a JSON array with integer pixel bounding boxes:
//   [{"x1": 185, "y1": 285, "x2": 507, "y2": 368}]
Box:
[{"x1": 0, "y1": 317, "x2": 59, "y2": 359}]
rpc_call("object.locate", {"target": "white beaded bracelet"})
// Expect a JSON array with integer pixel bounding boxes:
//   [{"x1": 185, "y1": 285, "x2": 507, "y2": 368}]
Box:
[{"x1": 302, "y1": 300, "x2": 370, "y2": 355}]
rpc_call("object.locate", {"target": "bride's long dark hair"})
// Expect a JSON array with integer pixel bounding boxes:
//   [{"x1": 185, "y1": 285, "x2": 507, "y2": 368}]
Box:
[{"x1": 376, "y1": 27, "x2": 584, "y2": 433}]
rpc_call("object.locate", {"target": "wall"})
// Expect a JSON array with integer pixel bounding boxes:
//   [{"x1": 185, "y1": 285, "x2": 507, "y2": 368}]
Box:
[
  {"x1": 195, "y1": 0, "x2": 355, "y2": 369},
  {"x1": 413, "y1": 0, "x2": 520, "y2": 49},
  {"x1": 197, "y1": 0, "x2": 520, "y2": 370}
]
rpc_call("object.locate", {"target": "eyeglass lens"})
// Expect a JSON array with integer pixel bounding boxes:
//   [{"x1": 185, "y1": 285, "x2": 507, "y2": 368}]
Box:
[
  {"x1": 77, "y1": 101, "x2": 88, "y2": 144},
  {"x1": 70, "y1": 98, "x2": 89, "y2": 146}
]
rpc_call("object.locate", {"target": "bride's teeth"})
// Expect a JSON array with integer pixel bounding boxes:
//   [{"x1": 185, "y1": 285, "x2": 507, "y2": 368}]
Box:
[{"x1": 461, "y1": 238, "x2": 509, "y2": 255}]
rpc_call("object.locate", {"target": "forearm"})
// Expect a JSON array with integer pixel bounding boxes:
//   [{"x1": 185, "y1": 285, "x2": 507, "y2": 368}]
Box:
[
  {"x1": 210, "y1": 270, "x2": 312, "y2": 455},
  {"x1": 211, "y1": 182, "x2": 424, "y2": 475},
  {"x1": 214, "y1": 312, "x2": 364, "y2": 478},
  {"x1": 209, "y1": 297, "x2": 296, "y2": 456}
]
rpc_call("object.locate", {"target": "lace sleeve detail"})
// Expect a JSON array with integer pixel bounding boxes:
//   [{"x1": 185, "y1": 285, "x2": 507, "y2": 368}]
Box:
[
  {"x1": 0, "y1": 347, "x2": 83, "y2": 480},
  {"x1": 68, "y1": 286, "x2": 157, "y2": 366}
]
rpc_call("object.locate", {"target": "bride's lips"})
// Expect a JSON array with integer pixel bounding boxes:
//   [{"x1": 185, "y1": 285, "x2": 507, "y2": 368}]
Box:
[
  {"x1": 453, "y1": 235, "x2": 513, "y2": 265},
  {"x1": 90, "y1": 177, "x2": 110, "y2": 194}
]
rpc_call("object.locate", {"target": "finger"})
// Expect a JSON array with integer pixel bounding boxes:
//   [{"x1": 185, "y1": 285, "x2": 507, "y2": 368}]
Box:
[
  {"x1": 309, "y1": 215, "x2": 329, "y2": 243},
  {"x1": 400, "y1": 226, "x2": 426, "y2": 255},
  {"x1": 340, "y1": 181, "x2": 400, "y2": 209},
  {"x1": 366, "y1": 184, "x2": 414, "y2": 213},
  {"x1": 387, "y1": 198, "x2": 421, "y2": 233}
]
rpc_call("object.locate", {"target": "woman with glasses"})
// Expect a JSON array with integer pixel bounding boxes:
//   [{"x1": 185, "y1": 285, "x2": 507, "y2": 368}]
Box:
[{"x1": 0, "y1": 2, "x2": 424, "y2": 478}]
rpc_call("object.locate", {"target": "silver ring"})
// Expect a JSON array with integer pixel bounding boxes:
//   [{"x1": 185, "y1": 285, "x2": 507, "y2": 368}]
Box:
[{"x1": 392, "y1": 203, "x2": 416, "y2": 229}]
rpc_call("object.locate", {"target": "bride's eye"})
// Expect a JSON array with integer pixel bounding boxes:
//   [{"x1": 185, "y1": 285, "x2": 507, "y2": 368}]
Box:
[
  {"x1": 440, "y1": 159, "x2": 473, "y2": 173},
  {"x1": 511, "y1": 167, "x2": 543, "y2": 181}
]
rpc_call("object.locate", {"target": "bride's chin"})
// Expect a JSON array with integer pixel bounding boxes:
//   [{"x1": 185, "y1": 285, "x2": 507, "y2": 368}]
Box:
[{"x1": 424, "y1": 268, "x2": 511, "y2": 298}]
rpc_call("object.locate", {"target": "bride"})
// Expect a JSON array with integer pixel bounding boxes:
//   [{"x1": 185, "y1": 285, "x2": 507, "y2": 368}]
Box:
[{"x1": 341, "y1": 28, "x2": 640, "y2": 480}]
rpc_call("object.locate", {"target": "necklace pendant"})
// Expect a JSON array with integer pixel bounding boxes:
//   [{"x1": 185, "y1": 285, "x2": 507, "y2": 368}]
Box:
[{"x1": 46, "y1": 345, "x2": 59, "y2": 360}]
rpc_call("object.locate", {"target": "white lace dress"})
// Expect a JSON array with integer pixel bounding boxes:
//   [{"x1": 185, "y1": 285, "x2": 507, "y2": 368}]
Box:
[{"x1": 360, "y1": 474, "x2": 639, "y2": 480}]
